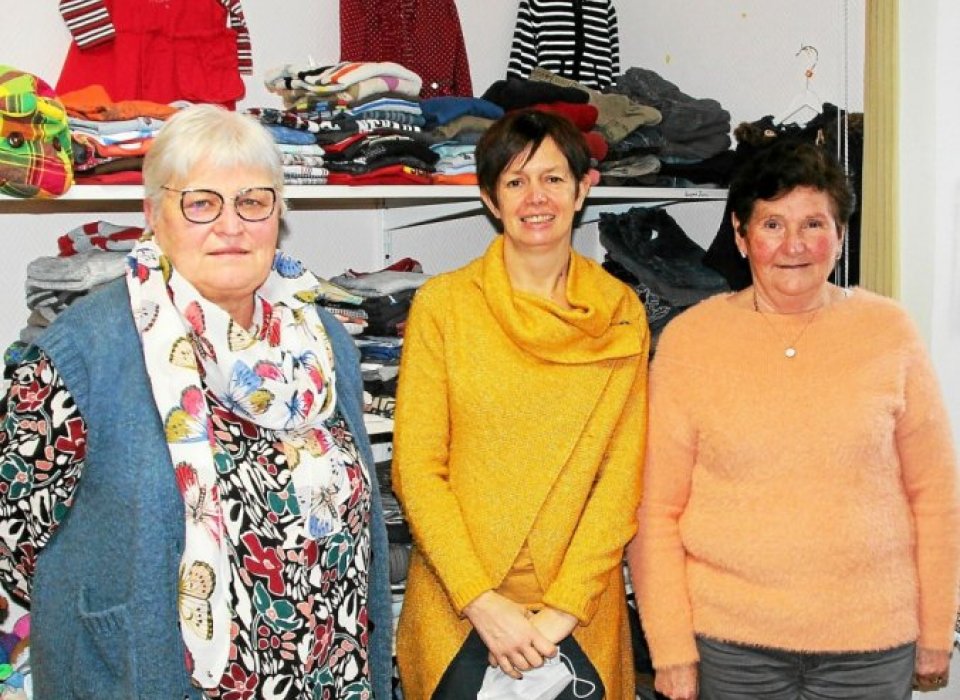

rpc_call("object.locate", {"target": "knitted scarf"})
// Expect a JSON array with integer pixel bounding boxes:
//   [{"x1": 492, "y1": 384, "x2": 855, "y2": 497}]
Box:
[{"x1": 481, "y1": 236, "x2": 644, "y2": 364}]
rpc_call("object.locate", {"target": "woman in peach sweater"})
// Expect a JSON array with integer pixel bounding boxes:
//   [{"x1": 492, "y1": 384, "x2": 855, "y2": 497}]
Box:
[
  {"x1": 629, "y1": 141, "x2": 959, "y2": 700},
  {"x1": 393, "y1": 110, "x2": 649, "y2": 699}
]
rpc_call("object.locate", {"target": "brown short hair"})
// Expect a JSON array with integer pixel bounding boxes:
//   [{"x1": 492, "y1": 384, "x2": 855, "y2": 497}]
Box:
[
  {"x1": 728, "y1": 140, "x2": 855, "y2": 235},
  {"x1": 475, "y1": 110, "x2": 591, "y2": 209}
]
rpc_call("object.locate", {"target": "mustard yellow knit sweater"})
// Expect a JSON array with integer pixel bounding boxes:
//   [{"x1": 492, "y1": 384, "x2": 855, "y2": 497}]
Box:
[
  {"x1": 393, "y1": 237, "x2": 649, "y2": 699},
  {"x1": 629, "y1": 289, "x2": 960, "y2": 669}
]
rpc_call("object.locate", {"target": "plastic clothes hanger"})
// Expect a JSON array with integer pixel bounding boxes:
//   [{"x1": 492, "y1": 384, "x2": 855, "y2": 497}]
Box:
[{"x1": 774, "y1": 45, "x2": 823, "y2": 126}]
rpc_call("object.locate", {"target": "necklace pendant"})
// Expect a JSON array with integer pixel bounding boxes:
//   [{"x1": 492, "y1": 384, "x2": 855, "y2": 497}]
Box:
[{"x1": 785, "y1": 347, "x2": 797, "y2": 358}]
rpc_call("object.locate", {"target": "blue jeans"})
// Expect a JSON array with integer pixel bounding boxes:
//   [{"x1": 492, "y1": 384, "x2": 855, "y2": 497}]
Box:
[{"x1": 696, "y1": 636, "x2": 915, "y2": 700}]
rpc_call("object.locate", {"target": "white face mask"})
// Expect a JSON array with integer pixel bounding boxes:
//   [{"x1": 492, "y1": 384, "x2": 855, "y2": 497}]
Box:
[{"x1": 477, "y1": 653, "x2": 597, "y2": 700}]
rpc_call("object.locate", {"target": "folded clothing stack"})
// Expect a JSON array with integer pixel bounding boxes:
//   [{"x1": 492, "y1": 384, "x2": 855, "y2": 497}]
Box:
[{"x1": 19, "y1": 221, "x2": 142, "y2": 344}]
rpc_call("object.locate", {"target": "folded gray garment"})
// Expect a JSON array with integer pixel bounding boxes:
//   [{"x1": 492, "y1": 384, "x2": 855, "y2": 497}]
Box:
[
  {"x1": 388, "y1": 543, "x2": 411, "y2": 584},
  {"x1": 613, "y1": 67, "x2": 731, "y2": 141},
  {"x1": 19, "y1": 324, "x2": 44, "y2": 344},
  {"x1": 26, "y1": 251, "x2": 128, "y2": 291},
  {"x1": 659, "y1": 133, "x2": 732, "y2": 162},
  {"x1": 314, "y1": 278, "x2": 365, "y2": 305},
  {"x1": 27, "y1": 309, "x2": 53, "y2": 329},
  {"x1": 330, "y1": 270, "x2": 432, "y2": 296},
  {"x1": 598, "y1": 154, "x2": 661, "y2": 178},
  {"x1": 31, "y1": 305, "x2": 60, "y2": 324}
]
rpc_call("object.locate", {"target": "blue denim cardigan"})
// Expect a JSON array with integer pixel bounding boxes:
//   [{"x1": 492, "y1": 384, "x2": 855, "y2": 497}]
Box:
[{"x1": 32, "y1": 279, "x2": 393, "y2": 699}]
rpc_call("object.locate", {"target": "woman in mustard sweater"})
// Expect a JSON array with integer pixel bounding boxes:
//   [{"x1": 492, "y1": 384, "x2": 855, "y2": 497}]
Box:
[
  {"x1": 393, "y1": 110, "x2": 649, "y2": 699},
  {"x1": 628, "y1": 140, "x2": 959, "y2": 700}
]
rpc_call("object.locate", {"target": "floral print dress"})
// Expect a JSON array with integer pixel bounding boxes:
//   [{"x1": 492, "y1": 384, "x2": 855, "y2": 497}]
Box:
[{"x1": 0, "y1": 347, "x2": 372, "y2": 699}]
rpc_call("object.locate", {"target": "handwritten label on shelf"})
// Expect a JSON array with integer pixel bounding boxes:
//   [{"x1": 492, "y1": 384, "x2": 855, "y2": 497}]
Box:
[{"x1": 682, "y1": 189, "x2": 722, "y2": 199}]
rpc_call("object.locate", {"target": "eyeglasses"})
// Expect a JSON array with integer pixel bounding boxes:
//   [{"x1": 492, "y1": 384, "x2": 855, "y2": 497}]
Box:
[{"x1": 161, "y1": 186, "x2": 278, "y2": 224}]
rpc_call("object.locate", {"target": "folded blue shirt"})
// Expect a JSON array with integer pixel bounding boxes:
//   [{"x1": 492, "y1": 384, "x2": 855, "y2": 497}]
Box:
[
  {"x1": 264, "y1": 124, "x2": 319, "y2": 145},
  {"x1": 420, "y1": 96, "x2": 504, "y2": 127}
]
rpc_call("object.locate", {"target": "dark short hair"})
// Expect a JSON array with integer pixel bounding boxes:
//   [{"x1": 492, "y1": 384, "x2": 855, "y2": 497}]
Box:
[
  {"x1": 475, "y1": 109, "x2": 591, "y2": 208},
  {"x1": 728, "y1": 140, "x2": 855, "y2": 235}
]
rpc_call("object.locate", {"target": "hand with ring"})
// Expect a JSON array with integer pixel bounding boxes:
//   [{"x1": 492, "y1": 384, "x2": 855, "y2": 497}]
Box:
[
  {"x1": 913, "y1": 646, "x2": 951, "y2": 692},
  {"x1": 913, "y1": 675, "x2": 947, "y2": 692}
]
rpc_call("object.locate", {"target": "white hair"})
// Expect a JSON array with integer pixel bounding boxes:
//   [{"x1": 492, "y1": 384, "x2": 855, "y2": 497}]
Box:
[{"x1": 142, "y1": 104, "x2": 285, "y2": 213}]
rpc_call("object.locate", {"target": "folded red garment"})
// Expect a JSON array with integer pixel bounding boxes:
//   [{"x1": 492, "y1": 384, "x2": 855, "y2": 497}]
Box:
[
  {"x1": 320, "y1": 132, "x2": 369, "y2": 153},
  {"x1": 74, "y1": 170, "x2": 144, "y2": 185},
  {"x1": 583, "y1": 130, "x2": 609, "y2": 162},
  {"x1": 326, "y1": 164, "x2": 432, "y2": 185},
  {"x1": 528, "y1": 102, "x2": 599, "y2": 131},
  {"x1": 58, "y1": 221, "x2": 143, "y2": 256},
  {"x1": 513, "y1": 103, "x2": 607, "y2": 161}
]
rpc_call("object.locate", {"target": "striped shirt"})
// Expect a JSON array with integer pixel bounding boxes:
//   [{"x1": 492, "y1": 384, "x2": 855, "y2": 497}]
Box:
[{"x1": 507, "y1": 0, "x2": 620, "y2": 90}]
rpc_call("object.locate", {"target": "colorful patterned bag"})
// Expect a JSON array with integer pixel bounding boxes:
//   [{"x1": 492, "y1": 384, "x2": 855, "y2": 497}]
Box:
[{"x1": 0, "y1": 66, "x2": 73, "y2": 198}]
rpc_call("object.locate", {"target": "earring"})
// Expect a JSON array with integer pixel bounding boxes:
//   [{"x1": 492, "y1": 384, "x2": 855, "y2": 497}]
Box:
[
  {"x1": 739, "y1": 250, "x2": 747, "y2": 259},
  {"x1": 836, "y1": 249, "x2": 843, "y2": 261}
]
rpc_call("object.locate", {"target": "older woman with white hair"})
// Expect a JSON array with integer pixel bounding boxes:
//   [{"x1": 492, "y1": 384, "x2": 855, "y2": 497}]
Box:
[{"x1": 0, "y1": 104, "x2": 393, "y2": 699}]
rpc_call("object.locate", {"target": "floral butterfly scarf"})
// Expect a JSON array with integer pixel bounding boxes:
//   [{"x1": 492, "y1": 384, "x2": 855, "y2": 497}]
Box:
[{"x1": 126, "y1": 236, "x2": 352, "y2": 688}]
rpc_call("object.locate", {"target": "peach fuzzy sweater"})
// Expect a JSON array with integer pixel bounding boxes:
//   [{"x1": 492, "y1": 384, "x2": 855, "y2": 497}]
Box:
[
  {"x1": 629, "y1": 289, "x2": 960, "y2": 669},
  {"x1": 393, "y1": 237, "x2": 649, "y2": 699}
]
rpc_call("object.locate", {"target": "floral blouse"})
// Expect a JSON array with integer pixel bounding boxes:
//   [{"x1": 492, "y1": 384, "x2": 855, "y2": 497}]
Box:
[{"x1": 0, "y1": 347, "x2": 372, "y2": 699}]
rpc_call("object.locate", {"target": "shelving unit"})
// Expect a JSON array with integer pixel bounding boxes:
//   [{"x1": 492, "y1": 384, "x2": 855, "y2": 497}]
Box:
[
  {"x1": 0, "y1": 184, "x2": 728, "y2": 230},
  {"x1": 0, "y1": 184, "x2": 727, "y2": 207},
  {"x1": 0, "y1": 184, "x2": 729, "y2": 345}
]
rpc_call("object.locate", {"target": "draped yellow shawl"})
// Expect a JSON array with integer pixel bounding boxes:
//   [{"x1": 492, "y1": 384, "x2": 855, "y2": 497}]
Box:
[{"x1": 393, "y1": 238, "x2": 649, "y2": 699}]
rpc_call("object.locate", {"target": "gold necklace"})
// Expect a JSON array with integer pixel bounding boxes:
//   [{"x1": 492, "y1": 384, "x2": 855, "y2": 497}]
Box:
[{"x1": 753, "y1": 291, "x2": 821, "y2": 359}]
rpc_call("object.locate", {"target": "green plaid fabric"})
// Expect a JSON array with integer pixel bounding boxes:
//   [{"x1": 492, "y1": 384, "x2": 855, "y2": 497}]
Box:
[{"x1": 0, "y1": 66, "x2": 73, "y2": 198}]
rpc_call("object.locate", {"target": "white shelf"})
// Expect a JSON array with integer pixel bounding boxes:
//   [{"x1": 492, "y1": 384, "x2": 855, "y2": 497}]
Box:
[
  {"x1": 286, "y1": 185, "x2": 728, "y2": 202},
  {"x1": 0, "y1": 184, "x2": 728, "y2": 240},
  {"x1": 1, "y1": 184, "x2": 727, "y2": 207}
]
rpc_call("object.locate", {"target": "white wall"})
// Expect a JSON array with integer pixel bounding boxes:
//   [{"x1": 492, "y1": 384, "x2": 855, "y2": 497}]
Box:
[
  {"x1": 911, "y1": 16, "x2": 960, "y2": 692},
  {"x1": 930, "y1": 1, "x2": 960, "y2": 452},
  {"x1": 899, "y1": 1, "x2": 960, "y2": 448},
  {"x1": 5, "y1": 1, "x2": 866, "y2": 128},
  {"x1": 898, "y1": 5, "x2": 938, "y2": 338}
]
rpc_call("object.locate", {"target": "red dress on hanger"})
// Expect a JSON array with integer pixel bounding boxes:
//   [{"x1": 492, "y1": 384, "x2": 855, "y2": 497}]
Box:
[
  {"x1": 57, "y1": 0, "x2": 252, "y2": 107},
  {"x1": 339, "y1": 0, "x2": 473, "y2": 99}
]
